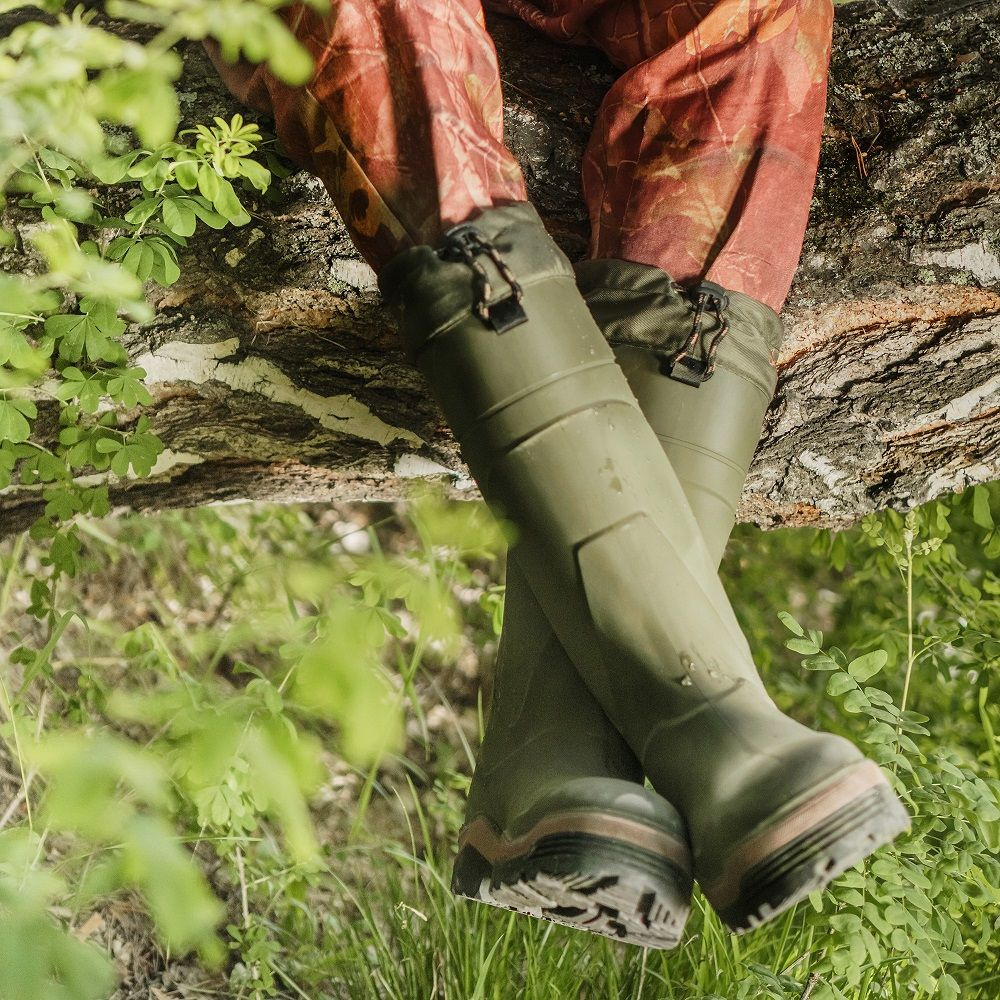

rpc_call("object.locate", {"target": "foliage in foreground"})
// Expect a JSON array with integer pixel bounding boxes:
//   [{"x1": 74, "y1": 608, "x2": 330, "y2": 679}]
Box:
[{"x1": 0, "y1": 485, "x2": 999, "y2": 1000}]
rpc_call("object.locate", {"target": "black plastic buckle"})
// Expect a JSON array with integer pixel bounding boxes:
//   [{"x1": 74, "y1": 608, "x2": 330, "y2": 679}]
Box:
[
  {"x1": 666, "y1": 353, "x2": 714, "y2": 386},
  {"x1": 484, "y1": 293, "x2": 529, "y2": 333},
  {"x1": 440, "y1": 224, "x2": 528, "y2": 333},
  {"x1": 691, "y1": 280, "x2": 729, "y2": 310}
]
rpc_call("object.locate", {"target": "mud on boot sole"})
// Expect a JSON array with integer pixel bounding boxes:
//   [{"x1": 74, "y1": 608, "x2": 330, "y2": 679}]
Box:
[
  {"x1": 704, "y1": 760, "x2": 911, "y2": 933},
  {"x1": 452, "y1": 813, "x2": 692, "y2": 949}
]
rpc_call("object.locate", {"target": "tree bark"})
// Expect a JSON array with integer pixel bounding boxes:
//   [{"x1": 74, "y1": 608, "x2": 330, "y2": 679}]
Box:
[{"x1": 2, "y1": 1, "x2": 998, "y2": 537}]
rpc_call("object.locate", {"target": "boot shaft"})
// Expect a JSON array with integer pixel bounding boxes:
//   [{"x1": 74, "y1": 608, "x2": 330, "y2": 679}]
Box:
[{"x1": 577, "y1": 258, "x2": 783, "y2": 568}]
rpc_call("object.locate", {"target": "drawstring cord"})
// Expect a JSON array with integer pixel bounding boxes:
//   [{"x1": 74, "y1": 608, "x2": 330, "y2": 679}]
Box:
[
  {"x1": 661, "y1": 281, "x2": 730, "y2": 387},
  {"x1": 439, "y1": 224, "x2": 528, "y2": 333}
]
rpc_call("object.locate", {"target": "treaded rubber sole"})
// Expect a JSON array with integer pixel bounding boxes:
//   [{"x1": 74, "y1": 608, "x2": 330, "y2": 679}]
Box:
[
  {"x1": 705, "y1": 761, "x2": 910, "y2": 933},
  {"x1": 452, "y1": 824, "x2": 692, "y2": 949}
]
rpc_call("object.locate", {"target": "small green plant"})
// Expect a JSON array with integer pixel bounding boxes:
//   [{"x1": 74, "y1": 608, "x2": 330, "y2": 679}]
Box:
[
  {"x1": 3, "y1": 111, "x2": 286, "y2": 623},
  {"x1": 0, "y1": 493, "x2": 509, "y2": 998}
]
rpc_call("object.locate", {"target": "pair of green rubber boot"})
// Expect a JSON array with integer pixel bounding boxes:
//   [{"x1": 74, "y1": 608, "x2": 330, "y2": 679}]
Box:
[{"x1": 379, "y1": 203, "x2": 910, "y2": 948}]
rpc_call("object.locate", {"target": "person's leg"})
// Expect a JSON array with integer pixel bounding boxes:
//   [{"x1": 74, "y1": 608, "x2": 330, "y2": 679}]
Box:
[
  {"x1": 210, "y1": 0, "x2": 695, "y2": 949},
  {"x1": 453, "y1": 282, "x2": 779, "y2": 935},
  {"x1": 439, "y1": 0, "x2": 905, "y2": 932},
  {"x1": 207, "y1": 1, "x2": 528, "y2": 270},
  {"x1": 383, "y1": 192, "x2": 906, "y2": 939},
  {"x1": 488, "y1": 0, "x2": 831, "y2": 310},
  {"x1": 579, "y1": 0, "x2": 833, "y2": 311}
]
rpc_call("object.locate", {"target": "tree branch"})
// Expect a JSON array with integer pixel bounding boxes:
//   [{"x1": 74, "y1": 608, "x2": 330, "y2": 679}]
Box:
[{"x1": 1, "y1": 1, "x2": 997, "y2": 536}]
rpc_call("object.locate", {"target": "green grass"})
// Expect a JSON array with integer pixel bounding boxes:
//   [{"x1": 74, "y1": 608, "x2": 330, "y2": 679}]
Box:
[{"x1": 1, "y1": 489, "x2": 999, "y2": 1000}]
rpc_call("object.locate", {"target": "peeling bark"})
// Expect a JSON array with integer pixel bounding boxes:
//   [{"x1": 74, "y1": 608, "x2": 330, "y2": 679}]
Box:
[{"x1": 1, "y1": 1, "x2": 998, "y2": 536}]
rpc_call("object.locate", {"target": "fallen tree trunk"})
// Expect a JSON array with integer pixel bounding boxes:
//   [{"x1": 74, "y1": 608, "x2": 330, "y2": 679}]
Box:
[{"x1": 1, "y1": 1, "x2": 998, "y2": 537}]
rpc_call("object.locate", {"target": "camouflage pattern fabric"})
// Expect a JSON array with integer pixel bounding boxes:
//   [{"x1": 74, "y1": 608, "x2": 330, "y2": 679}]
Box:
[
  {"x1": 206, "y1": 2, "x2": 528, "y2": 268},
  {"x1": 208, "y1": 0, "x2": 833, "y2": 310}
]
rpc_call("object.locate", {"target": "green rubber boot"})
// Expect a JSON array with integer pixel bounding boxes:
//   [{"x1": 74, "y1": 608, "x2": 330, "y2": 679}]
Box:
[
  {"x1": 452, "y1": 555, "x2": 692, "y2": 948},
  {"x1": 451, "y1": 258, "x2": 787, "y2": 945},
  {"x1": 380, "y1": 203, "x2": 909, "y2": 935}
]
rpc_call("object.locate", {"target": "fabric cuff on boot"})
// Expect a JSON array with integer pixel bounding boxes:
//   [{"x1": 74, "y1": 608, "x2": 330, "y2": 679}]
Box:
[
  {"x1": 379, "y1": 202, "x2": 577, "y2": 361},
  {"x1": 574, "y1": 258, "x2": 785, "y2": 397}
]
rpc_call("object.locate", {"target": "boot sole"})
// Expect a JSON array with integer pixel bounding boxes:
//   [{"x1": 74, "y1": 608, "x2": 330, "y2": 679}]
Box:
[
  {"x1": 703, "y1": 760, "x2": 910, "y2": 932},
  {"x1": 452, "y1": 811, "x2": 692, "y2": 949}
]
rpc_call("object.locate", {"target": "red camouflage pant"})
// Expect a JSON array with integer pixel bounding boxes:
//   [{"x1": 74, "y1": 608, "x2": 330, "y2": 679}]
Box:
[{"x1": 208, "y1": 0, "x2": 833, "y2": 311}]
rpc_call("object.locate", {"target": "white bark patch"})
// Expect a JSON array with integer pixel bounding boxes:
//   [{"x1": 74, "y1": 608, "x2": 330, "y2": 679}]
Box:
[
  {"x1": 329, "y1": 258, "x2": 378, "y2": 292},
  {"x1": 134, "y1": 339, "x2": 421, "y2": 448},
  {"x1": 138, "y1": 338, "x2": 242, "y2": 381},
  {"x1": 907, "y1": 371, "x2": 1000, "y2": 427},
  {"x1": 943, "y1": 373, "x2": 1000, "y2": 422},
  {"x1": 393, "y1": 453, "x2": 473, "y2": 489},
  {"x1": 923, "y1": 462, "x2": 998, "y2": 503},
  {"x1": 146, "y1": 449, "x2": 205, "y2": 478},
  {"x1": 913, "y1": 241, "x2": 1000, "y2": 285},
  {"x1": 798, "y1": 450, "x2": 849, "y2": 490}
]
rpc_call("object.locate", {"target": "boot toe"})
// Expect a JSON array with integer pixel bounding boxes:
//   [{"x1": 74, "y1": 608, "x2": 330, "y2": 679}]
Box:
[
  {"x1": 697, "y1": 756, "x2": 910, "y2": 932},
  {"x1": 454, "y1": 777, "x2": 693, "y2": 949}
]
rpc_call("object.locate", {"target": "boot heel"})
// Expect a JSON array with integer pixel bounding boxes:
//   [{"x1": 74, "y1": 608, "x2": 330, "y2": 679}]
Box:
[
  {"x1": 453, "y1": 815, "x2": 692, "y2": 949},
  {"x1": 704, "y1": 761, "x2": 910, "y2": 932}
]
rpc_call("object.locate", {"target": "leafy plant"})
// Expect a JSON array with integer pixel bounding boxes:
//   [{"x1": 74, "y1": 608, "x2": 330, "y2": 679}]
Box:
[{"x1": 0, "y1": 2, "x2": 330, "y2": 994}]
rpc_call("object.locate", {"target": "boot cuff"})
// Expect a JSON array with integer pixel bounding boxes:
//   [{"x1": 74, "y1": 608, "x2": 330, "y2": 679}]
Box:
[
  {"x1": 378, "y1": 203, "x2": 577, "y2": 360},
  {"x1": 574, "y1": 258, "x2": 785, "y2": 390}
]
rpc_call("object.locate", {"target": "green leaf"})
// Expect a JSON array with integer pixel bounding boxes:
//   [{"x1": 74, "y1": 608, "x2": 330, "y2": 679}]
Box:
[
  {"x1": 843, "y1": 689, "x2": 872, "y2": 713},
  {"x1": 83, "y1": 299, "x2": 126, "y2": 337},
  {"x1": 106, "y1": 367, "x2": 152, "y2": 408},
  {"x1": 91, "y1": 63, "x2": 181, "y2": 148},
  {"x1": 0, "y1": 445, "x2": 14, "y2": 489},
  {"x1": 985, "y1": 528, "x2": 1000, "y2": 559},
  {"x1": 786, "y1": 637, "x2": 820, "y2": 655},
  {"x1": 237, "y1": 157, "x2": 271, "y2": 193},
  {"x1": 37, "y1": 147, "x2": 76, "y2": 173},
  {"x1": 213, "y1": 178, "x2": 251, "y2": 226},
  {"x1": 45, "y1": 313, "x2": 89, "y2": 362},
  {"x1": 43, "y1": 487, "x2": 82, "y2": 521},
  {"x1": 127, "y1": 152, "x2": 166, "y2": 181},
  {"x1": 161, "y1": 197, "x2": 196, "y2": 238},
  {"x1": 118, "y1": 814, "x2": 224, "y2": 956},
  {"x1": 0, "y1": 325, "x2": 47, "y2": 372},
  {"x1": 264, "y1": 29, "x2": 315, "y2": 85},
  {"x1": 777, "y1": 611, "x2": 805, "y2": 636},
  {"x1": 197, "y1": 163, "x2": 221, "y2": 202},
  {"x1": 973, "y1": 484, "x2": 994, "y2": 530},
  {"x1": 123, "y1": 241, "x2": 155, "y2": 282},
  {"x1": 0, "y1": 398, "x2": 34, "y2": 444},
  {"x1": 187, "y1": 198, "x2": 228, "y2": 230},
  {"x1": 52, "y1": 300, "x2": 127, "y2": 364},
  {"x1": 124, "y1": 196, "x2": 161, "y2": 227},
  {"x1": 55, "y1": 368, "x2": 104, "y2": 414},
  {"x1": 173, "y1": 157, "x2": 200, "y2": 190},
  {"x1": 827, "y1": 672, "x2": 858, "y2": 697},
  {"x1": 848, "y1": 650, "x2": 888, "y2": 683},
  {"x1": 145, "y1": 238, "x2": 181, "y2": 286},
  {"x1": 938, "y1": 974, "x2": 961, "y2": 1000},
  {"x1": 292, "y1": 603, "x2": 403, "y2": 765},
  {"x1": 802, "y1": 654, "x2": 838, "y2": 671},
  {"x1": 92, "y1": 150, "x2": 143, "y2": 185}
]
